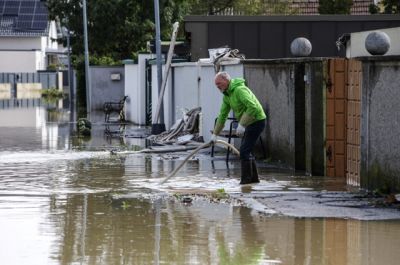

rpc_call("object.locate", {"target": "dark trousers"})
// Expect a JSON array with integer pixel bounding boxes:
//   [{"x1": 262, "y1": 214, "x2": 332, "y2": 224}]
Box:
[{"x1": 240, "y1": 119, "x2": 265, "y2": 160}]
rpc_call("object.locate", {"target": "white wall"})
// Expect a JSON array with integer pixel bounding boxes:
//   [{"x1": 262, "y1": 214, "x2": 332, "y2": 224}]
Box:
[
  {"x1": 0, "y1": 37, "x2": 41, "y2": 50},
  {"x1": 124, "y1": 54, "x2": 154, "y2": 125},
  {"x1": 151, "y1": 64, "x2": 173, "y2": 127},
  {"x1": 0, "y1": 36, "x2": 46, "y2": 71},
  {"x1": 347, "y1": 27, "x2": 400, "y2": 58},
  {"x1": 197, "y1": 62, "x2": 244, "y2": 141},
  {"x1": 0, "y1": 51, "x2": 41, "y2": 72},
  {"x1": 0, "y1": 107, "x2": 45, "y2": 127},
  {"x1": 47, "y1": 21, "x2": 59, "y2": 50},
  {"x1": 171, "y1": 63, "x2": 199, "y2": 122},
  {"x1": 124, "y1": 57, "x2": 244, "y2": 140},
  {"x1": 125, "y1": 63, "x2": 139, "y2": 123},
  {"x1": 150, "y1": 61, "x2": 244, "y2": 139},
  {"x1": 0, "y1": 21, "x2": 59, "y2": 71}
]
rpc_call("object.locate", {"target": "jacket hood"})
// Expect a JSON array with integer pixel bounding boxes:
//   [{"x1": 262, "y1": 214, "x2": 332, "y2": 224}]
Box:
[{"x1": 228, "y1": 78, "x2": 245, "y2": 93}]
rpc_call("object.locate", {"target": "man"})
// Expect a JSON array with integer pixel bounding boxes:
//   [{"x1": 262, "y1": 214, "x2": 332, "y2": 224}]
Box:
[{"x1": 211, "y1": 72, "x2": 266, "y2": 184}]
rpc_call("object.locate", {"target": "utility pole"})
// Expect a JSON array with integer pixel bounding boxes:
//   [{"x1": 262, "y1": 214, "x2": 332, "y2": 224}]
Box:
[
  {"x1": 151, "y1": 0, "x2": 165, "y2": 134},
  {"x1": 66, "y1": 27, "x2": 74, "y2": 122},
  {"x1": 82, "y1": 0, "x2": 91, "y2": 115}
]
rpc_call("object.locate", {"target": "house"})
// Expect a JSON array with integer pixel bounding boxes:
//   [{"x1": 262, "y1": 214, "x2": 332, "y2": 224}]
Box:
[{"x1": 0, "y1": 0, "x2": 61, "y2": 72}]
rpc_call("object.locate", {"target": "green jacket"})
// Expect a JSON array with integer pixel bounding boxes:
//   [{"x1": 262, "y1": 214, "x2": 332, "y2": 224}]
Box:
[{"x1": 214, "y1": 78, "x2": 266, "y2": 135}]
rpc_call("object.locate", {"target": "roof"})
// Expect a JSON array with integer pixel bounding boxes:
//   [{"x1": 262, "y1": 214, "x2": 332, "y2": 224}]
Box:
[
  {"x1": 0, "y1": 0, "x2": 49, "y2": 37},
  {"x1": 267, "y1": 0, "x2": 375, "y2": 15},
  {"x1": 294, "y1": 0, "x2": 374, "y2": 15}
]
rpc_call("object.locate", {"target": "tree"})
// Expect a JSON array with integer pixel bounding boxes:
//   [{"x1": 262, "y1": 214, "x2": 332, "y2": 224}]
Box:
[
  {"x1": 46, "y1": 0, "x2": 191, "y2": 62},
  {"x1": 187, "y1": 0, "x2": 295, "y2": 15},
  {"x1": 187, "y1": 0, "x2": 235, "y2": 15},
  {"x1": 46, "y1": 0, "x2": 191, "y2": 115},
  {"x1": 318, "y1": 0, "x2": 353, "y2": 14},
  {"x1": 369, "y1": 0, "x2": 400, "y2": 14},
  {"x1": 383, "y1": 0, "x2": 400, "y2": 13}
]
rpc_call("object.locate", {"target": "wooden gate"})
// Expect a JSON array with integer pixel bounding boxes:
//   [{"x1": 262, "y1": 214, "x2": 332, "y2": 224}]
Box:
[
  {"x1": 326, "y1": 59, "x2": 361, "y2": 185},
  {"x1": 326, "y1": 59, "x2": 346, "y2": 178},
  {"x1": 346, "y1": 60, "x2": 362, "y2": 186}
]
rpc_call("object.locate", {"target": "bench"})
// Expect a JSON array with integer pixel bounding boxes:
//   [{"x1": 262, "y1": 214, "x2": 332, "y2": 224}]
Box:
[{"x1": 103, "y1": 96, "x2": 128, "y2": 122}]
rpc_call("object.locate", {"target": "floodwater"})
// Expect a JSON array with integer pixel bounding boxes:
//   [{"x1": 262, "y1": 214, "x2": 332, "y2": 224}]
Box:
[{"x1": 1, "y1": 105, "x2": 400, "y2": 265}]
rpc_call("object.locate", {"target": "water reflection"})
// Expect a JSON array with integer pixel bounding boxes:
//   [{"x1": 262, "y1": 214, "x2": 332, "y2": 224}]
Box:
[
  {"x1": 1, "y1": 193, "x2": 400, "y2": 265},
  {"x1": 1, "y1": 107, "x2": 400, "y2": 264}
]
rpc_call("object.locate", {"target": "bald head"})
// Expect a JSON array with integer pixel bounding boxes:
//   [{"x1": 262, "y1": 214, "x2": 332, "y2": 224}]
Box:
[{"x1": 214, "y1": 72, "x2": 231, "y2": 92}]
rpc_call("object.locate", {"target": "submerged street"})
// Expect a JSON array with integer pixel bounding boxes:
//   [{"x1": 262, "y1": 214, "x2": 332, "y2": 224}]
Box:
[{"x1": 1, "y1": 105, "x2": 400, "y2": 265}]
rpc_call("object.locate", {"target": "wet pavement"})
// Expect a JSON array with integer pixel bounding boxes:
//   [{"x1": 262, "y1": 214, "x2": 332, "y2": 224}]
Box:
[{"x1": 1, "y1": 105, "x2": 400, "y2": 265}]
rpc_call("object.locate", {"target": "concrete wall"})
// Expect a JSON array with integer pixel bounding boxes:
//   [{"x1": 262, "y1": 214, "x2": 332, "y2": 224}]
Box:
[
  {"x1": 89, "y1": 66, "x2": 125, "y2": 111},
  {"x1": 244, "y1": 60, "x2": 296, "y2": 167},
  {"x1": 305, "y1": 60, "x2": 326, "y2": 176},
  {"x1": 243, "y1": 58, "x2": 326, "y2": 173},
  {"x1": 142, "y1": 58, "x2": 325, "y2": 172},
  {"x1": 360, "y1": 57, "x2": 400, "y2": 192}
]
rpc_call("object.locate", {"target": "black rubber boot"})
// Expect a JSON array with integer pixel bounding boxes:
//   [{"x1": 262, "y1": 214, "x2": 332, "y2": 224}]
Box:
[
  {"x1": 240, "y1": 159, "x2": 260, "y2": 184},
  {"x1": 240, "y1": 160, "x2": 252, "y2": 184},
  {"x1": 250, "y1": 159, "x2": 260, "y2": 183}
]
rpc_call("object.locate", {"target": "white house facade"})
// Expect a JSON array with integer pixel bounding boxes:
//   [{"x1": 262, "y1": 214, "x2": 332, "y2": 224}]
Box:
[{"x1": 0, "y1": 0, "x2": 59, "y2": 72}]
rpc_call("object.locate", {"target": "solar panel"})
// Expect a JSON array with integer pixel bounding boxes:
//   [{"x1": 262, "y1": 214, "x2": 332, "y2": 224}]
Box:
[
  {"x1": 20, "y1": 1, "x2": 34, "y2": 13},
  {"x1": 0, "y1": 1, "x2": 5, "y2": 15},
  {"x1": 35, "y1": 1, "x2": 46, "y2": 14},
  {"x1": 1, "y1": 0, "x2": 49, "y2": 31},
  {"x1": 31, "y1": 20, "x2": 46, "y2": 29},
  {"x1": 18, "y1": 14, "x2": 32, "y2": 20},
  {"x1": 16, "y1": 20, "x2": 30, "y2": 28},
  {"x1": 4, "y1": 1, "x2": 19, "y2": 15}
]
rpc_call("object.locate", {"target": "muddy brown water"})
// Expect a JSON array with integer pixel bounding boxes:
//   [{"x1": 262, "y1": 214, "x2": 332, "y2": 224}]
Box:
[{"x1": 1, "y1": 107, "x2": 400, "y2": 265}]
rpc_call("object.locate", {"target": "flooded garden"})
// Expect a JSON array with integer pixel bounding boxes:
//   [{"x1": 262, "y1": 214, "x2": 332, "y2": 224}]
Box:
[{"x1": 1, "y1": 104, "x2": 400, "y2": 265}]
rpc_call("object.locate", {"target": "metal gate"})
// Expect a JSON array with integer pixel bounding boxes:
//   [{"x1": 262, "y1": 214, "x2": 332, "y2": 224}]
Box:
[{"x1": 326, "y1": 59, "x2": 361, "y2": 186}]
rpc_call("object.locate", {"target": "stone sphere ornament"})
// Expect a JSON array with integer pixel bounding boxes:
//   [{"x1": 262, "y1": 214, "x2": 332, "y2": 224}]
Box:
[
  {"x1": 290, "y1": 37, "x2": 312, "y2": 57},
  {"x1": 365, "y1": 31, "x2": 391, "y2": 56}
]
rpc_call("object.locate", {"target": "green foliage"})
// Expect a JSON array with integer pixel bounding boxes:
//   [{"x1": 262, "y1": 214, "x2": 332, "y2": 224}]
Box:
[
  {"x1": 318, "y1": 0, "x2": 353, "y2": 14},
  {"x1": 371, "y1": 0, "x2": 400, "y2": 14},
  {"x1": 187, "y1": 0, "x2": 234, "y2": 15},
  {"x1": 121, "y1": 201, "x2": 131, "y2": 210},
  {"x1": 77, "y1": 118, "x2": 92, "y2": 136},
  {"x1": 187, "y1": 0, "x2": 296, "y2": 15},
  {"x1": 212, "y1": 188, "x2": 229, "y2": 199},
  {"x1": 383, "y1": 0, "x2": 400, "y2": 13},
  {"x1": 369, "y1": 3, "x2": 380, "y2": 14},
  {"x1": 47, "y1": 64, "x2": 60, "y2": 71},
  {"x1": 46, "y1": 0, "x2": 191, "y2": 62},
  {"x1": 218, "y1": 244, "x2": 264, "y2": 265},
  {"x1": 41, "y1": 88, "x2": 64, "y2": 99},
  {"x1": 46, "y1": 0, "x2": 191, "y2": 117}
]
